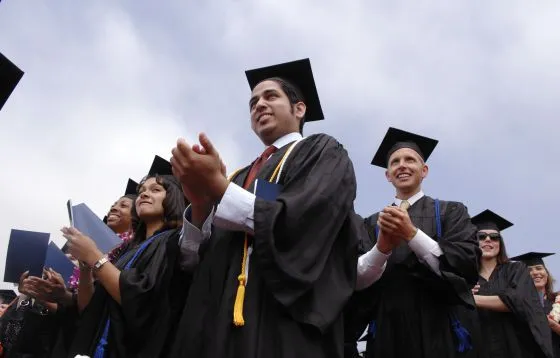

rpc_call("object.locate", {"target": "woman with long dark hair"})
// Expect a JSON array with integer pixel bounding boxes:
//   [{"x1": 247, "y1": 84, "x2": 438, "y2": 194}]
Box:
[
  {"x1": 511, "y1": 252, "x2": 560, "y2": 357},
  {"x1": 471, "y1": 209, "x2": 553, "y2": 358},
  {"x1": 61, "y1": 173, "x2": 189, "y2": 358}
]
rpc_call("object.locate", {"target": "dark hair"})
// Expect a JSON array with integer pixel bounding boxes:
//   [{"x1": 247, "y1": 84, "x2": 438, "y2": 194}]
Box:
[
  {"x1": 268, "y1": 77, "x2": 306, "y2": 133},
  {"x1": 544, "y1": 266, "x2": 556, "y2": 301},
  {"x1": 130, "y1": 174, "x2": 187, "y2": 244},
  {"x1": 495, "y1": 235, "x2": 509, "y2": 265}
]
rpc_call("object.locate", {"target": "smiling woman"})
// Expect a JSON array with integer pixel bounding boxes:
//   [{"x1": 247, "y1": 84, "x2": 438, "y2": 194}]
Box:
[
  {"x1": 105, "y1": 195, "x2": 135, "y2": 234},
  {"x1": 510, "y1": 252, "x2": 560, "y2": 358},
  {"x1": 68, "y1": 182, "x2": 138, "y2": 293},
  {"x1": 57, "y1": 173, "x2": 192, "y2": 358}
]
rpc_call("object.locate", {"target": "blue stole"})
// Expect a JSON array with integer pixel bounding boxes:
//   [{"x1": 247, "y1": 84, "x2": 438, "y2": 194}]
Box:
[{"x1": 93, "y1": 230, "x2": 170, "y2": 358}]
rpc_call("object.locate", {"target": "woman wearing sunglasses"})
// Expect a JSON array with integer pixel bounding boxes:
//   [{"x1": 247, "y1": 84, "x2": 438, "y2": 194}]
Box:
[{"x1": 471, "y1": 209, "x2": 553, "y2": 358}]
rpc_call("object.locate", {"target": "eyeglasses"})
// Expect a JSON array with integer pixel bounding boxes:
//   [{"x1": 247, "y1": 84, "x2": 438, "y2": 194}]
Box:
[{"x1": 477, "y1": 232, "x2": 501, "y2": 241}]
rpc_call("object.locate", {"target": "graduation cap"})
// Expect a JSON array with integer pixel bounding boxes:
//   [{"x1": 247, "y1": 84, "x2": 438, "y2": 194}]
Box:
[
  {"x1": 471, "y1": 209, "x2": 513, "y2": 232},
  {"x1": 148, "y1": 155, "x2": 173, "y2": 176},
  {"x1": 371, "y1": 127, "x2": 438, "y2": 168},
  {"x1": 0, "y1": 52, "x2": 24, "y2": 111},
  {"x1": 245, "y1": 58, "x2": 324, "y2": 122},
  {"x1": 0, "y1": 289, "x2": 17, "y2": 304},
  {"x1": 125, "y1": 178, "x2": 138, "y2": 195},
  {"x1": 510, "y1": 252, "x2": 555, "y2": 267}
]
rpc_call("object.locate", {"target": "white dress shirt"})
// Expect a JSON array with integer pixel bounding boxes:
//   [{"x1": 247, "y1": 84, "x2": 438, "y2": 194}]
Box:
[
  {"x1": 178, "y1": 132, "x2": 303, "y2": 270},
  {"x1": 356, "y1": 191, "x2": 444, "y2": 290}
]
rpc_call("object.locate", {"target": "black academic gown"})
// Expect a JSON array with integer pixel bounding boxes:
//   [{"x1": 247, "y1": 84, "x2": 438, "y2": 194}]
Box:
[
  {"x1": 64, "y1": 228, "x2": 190, "y2": 358},
  {"x1": 476, "y1": 262, "x2": 553, "y2": 358},
  {"x1": 0, "y1": 300, "x2": 58, "y2": 358},
  {"x1": 47, "y1": 295, "x2": 81, "y2": 358},
  {"x1": 544, "y1": 298, "x2": 560, "y2": 358},
  {"x1": 170, "y1": 133, "x2": 360, "y2": 358},
  {"x1": 345, "y1": 196, "x2": 482, "y2": 358}
]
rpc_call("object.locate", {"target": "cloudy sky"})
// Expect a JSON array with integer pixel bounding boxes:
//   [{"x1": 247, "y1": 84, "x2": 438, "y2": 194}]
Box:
[{"x1": 1, "y1": 1, "x2": 558, "y2": 288}]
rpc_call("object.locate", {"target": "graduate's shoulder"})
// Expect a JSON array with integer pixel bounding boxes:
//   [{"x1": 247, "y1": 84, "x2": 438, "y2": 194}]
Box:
[
  {"x1": 301, "y1": 133, "x2": 348, "y2": 152},
  {"x1": 426, "y1": 196, "x2": 470, "y2": 215},
  {"x1": 494, "y1": 261, "x2": 529, "y2": 280},
  {"x1": 505, "y1": 260, "x2": 529, "y2": 272},
  {"x1": 153, "y1": 227, "x2": 183, "y2": 248}
]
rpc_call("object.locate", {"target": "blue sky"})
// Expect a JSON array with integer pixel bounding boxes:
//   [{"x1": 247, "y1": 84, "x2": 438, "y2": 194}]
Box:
[{"x1": 1, "y1": 1, "x2": 558, "y2": 289}]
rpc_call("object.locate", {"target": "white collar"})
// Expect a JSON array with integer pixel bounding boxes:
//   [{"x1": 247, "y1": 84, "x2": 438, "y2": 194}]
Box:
[
  {"x1": 394, "y1": 190, "x2": 425, "y2": 207},
  {"x1": 271, "y1": 132, "x2": 303, "y2": 150}
]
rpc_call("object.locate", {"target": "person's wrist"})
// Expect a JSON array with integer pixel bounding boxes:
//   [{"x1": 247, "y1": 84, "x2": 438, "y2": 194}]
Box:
[
  {"x1": 376, "y1": 240, "x2": 392, "y2": 254},
  {"x1": 87, "y1": 250, "x2": 105, "y2": 267},
  {"x1": 404, "y1": 226, "x2": 418, "y2": 242}
]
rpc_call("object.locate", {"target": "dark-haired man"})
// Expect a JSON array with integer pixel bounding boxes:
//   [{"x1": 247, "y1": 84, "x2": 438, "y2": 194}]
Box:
[{"x1": 170, "y1": 59, "x2": 361, "y2": 358}]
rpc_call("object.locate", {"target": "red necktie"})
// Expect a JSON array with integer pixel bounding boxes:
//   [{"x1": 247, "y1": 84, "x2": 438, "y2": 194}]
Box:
[{"x1": 243, "y1": 146, "x2": 277, "y2": 189}]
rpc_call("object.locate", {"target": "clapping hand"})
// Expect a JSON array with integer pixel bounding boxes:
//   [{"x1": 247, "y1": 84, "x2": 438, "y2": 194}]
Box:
[{"x1": 171, "y1": 133, "x2": 228, "y2": 205}]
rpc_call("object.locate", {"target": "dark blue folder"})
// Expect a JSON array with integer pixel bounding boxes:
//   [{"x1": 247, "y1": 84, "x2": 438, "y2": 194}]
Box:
[
  {"x1": 254, "y1": 179, "x2": 282, "y2": 201},
  {"x1": 72, "y1": 203, "x2": 120, "y2": 253},
  {"x1": 4, "y1": 229, "x2": 50, "y2": 283},
  {"x1": 44, "y1": 242, "x2": 75, "y2": 284}
]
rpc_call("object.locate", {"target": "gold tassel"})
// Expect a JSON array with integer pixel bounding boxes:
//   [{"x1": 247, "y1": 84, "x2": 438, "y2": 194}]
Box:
[
  {"x1": 233, "y1": 236, "x2": 249, "y2": 326},
  {"x1": 232, "y1": 141, "x2": 299, "y2": 327},
  {"x1": 233, "y1": 274, "x2": 247, "y2": 326}
]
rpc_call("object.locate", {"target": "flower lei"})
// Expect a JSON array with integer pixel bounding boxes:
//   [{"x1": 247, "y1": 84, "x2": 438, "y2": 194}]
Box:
[
  {"x1": 550, "y1": 295, "x2": 560, "y2": 322},
  {"x1": 68, "y1": 231, "x2": 134, "y2": 290}
]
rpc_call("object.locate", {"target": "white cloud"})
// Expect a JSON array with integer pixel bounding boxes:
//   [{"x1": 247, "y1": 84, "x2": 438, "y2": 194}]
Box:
[{"x1": 0, "y1": 0, "x2": 559, "y2": 281}]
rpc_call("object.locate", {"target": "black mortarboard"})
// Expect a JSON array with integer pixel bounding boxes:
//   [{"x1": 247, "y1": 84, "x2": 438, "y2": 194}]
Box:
[
  {"x1": 245, "y1": 58, "x2": 324, "y2": 122},
  {"x1": 0, "y1": 52, "x2": 24, "y2": 111},
  {"x1": 510, "y1": 252, "x2": 555, "y2": 267},
  {"x1": 148, "y1": 155, "x2": 173, "y2": 176},
  {"x1": 0, "y1": 289, "x2": 17, "y2": 304},
  {"x1": 371, "y1": 127, "x2": 439, "y2": 168},
  {"x1": 125, "y1": 178, "x2": 138, "y2": 195},
  {"x1": 471, "y1": 209, "x2": 513, "y2": 232}
]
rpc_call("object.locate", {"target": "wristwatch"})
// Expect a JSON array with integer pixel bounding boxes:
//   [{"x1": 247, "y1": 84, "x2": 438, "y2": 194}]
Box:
[{"x1": 93, "y1": 255, "x2": 109, "y2": 271}]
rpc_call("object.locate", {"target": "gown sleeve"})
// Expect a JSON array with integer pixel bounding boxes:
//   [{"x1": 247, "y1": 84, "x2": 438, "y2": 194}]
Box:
[{"x1": 437, "y1": 201, "x2": 481, "y2": 306}]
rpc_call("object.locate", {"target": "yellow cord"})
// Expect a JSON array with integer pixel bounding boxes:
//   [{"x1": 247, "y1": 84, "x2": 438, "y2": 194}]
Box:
[
  {"x1": 233, "y1": 236, "x2": 249, "y2": 326},
  {"x1": 232, "y1": 141, "x2": 299, "y2": 327}
]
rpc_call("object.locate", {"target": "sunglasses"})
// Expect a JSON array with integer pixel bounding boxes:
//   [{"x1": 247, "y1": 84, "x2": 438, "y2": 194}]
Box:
[{"x1": 477, "y1": 232, "x2": 501, "y2": 241}]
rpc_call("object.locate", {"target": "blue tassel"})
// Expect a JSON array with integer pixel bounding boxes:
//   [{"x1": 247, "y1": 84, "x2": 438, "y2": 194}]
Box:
[
  {"x1": 93, "y1": 338, "x2": 107, "y2": 358},
  {"x1": 93, "y1": 320, "x2": 110, "y2": 358},
  {"x1": 451, "y1": 318, "x2": 472, "y2": 353},
  {"x1": 368, "y1": 320, "x2": 377, "y2": 339}
]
